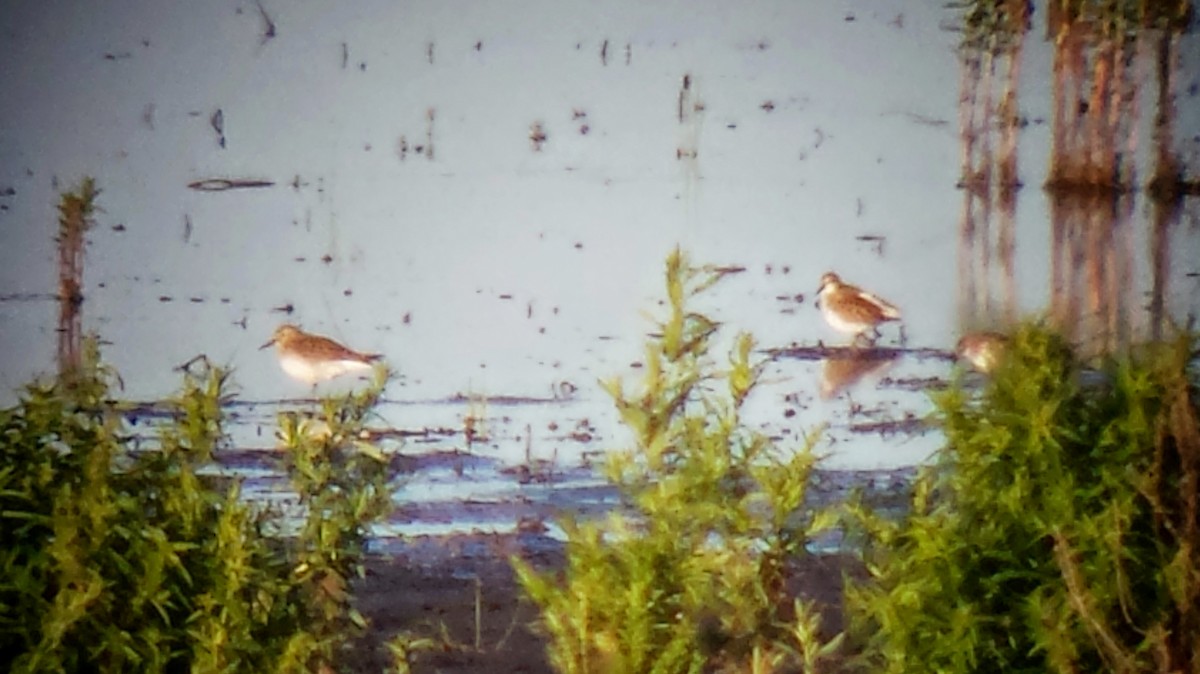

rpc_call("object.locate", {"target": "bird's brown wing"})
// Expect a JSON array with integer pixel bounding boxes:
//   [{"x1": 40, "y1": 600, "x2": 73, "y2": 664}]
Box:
[{"x1": 308, "y1": 335, "x2": 379, "y2": 364}]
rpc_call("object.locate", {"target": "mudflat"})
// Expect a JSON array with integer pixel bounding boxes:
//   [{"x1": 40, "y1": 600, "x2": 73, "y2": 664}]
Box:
[{"x1": 348, "y1": 533, "x2": 863, "y2": 673}]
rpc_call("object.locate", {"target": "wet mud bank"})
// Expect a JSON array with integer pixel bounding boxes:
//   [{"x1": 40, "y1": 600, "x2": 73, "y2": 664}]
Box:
[{"x1": 349, "y1": 531, "x2": 869, "y2": 674}]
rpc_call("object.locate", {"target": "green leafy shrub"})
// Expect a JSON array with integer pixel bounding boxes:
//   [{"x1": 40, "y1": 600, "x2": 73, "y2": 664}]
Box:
[
  {"x1": 515, "y1": 250, "x2": 840, "y2": 674},
  {"x1": 846, "y1": 324, "x2": 1200, "y2": 673},
  {"x1": 273, "y1": 367, "x2": 396, "y2": 669},
  {"x1": 0, "y1": 341, "x2": 396, "y2": 673}
]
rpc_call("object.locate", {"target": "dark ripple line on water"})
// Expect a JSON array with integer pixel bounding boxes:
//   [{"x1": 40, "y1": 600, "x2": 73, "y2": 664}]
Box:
[
  {"x1": 0, "y1": 292, "x2": 59, "y2": 302},
  {"x1": 766, "y1": 344, "x2": 958, "y2": 362}
]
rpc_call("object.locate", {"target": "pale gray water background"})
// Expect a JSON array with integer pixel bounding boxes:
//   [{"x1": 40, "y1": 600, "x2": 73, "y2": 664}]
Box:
[{"x1": 2, "y1": 0, "x2": 1199, "y2": 538}]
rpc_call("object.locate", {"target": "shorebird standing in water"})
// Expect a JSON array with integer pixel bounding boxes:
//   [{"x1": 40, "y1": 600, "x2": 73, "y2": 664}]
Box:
[
  {"x1": 260, "y1": 324, "x2": 382, "y2": 386},
  {"x1": 956, "y1": 331, "x2": 1008, "y2": 373},
  {"x1": 815, "y1": 272, "x2": 902, "y2": 344}
]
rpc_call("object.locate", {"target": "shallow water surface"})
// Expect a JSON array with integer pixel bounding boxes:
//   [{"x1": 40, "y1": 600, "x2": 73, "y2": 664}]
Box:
[{"x1": 2, "y1": 0, "x2": 1198, "y2": 538}]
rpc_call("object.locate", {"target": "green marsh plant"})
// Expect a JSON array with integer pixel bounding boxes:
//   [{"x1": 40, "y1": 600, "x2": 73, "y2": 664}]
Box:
[
  {"x1": 846, "y1": 325, "x2": 1200, "y2": 673},
  {"x1": 274, "y1": 365, "x2": 396, "y2": 670},
  {"x1": 515, "y1": 249, "x2": 841, "y2": 673},
  {"x1": 1, "y1": 343, "x2": 284, "y2": 672},
  {"x1": 0, "y1": 340, "x2": 397, "y2": 673}
]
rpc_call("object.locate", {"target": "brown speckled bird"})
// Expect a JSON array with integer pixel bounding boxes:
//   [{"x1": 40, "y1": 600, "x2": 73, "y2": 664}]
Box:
[
  {"x1": 956, "y1": 331, "x2": 1008, "y2": 373},
  {"x1": 260, "y1": 324, "x2": 381, "y2": 385},
  {"x1": 815, "y1": 272, "x2": 902, "y2": 343}
]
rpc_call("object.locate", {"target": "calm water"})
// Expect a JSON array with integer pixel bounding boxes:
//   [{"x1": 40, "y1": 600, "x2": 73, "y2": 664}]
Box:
[{"x1": 2, "y1": 0, "x2": 1198, "y2": 537}]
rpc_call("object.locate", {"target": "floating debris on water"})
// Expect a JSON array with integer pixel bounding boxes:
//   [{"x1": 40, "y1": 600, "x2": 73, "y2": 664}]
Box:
[
  {"x1": 530, "y1": 121, "x2": 547, "y2": 151},
  {"x1": 210, "y1": 108, "x2": 225, "y2": 148},
  {"x1": 187, "y1": 178, "x2": 276, "y2": 191}
]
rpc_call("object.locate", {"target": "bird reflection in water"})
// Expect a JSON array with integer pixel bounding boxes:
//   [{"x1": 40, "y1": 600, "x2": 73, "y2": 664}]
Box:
[{"x1": 819, "y1": 348, "x2": 898, "y2": 400}]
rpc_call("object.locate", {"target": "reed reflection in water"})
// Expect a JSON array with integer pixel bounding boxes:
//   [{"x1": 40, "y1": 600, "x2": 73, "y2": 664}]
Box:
[{"x1": 956, "y1": 0, "x2": 1199, "y2": 364}]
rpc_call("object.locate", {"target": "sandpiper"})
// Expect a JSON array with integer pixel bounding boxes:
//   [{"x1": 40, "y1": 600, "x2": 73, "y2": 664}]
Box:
[
  {"x1": 260, "y1": 324, "x2": 382, "y2": 385},
  {"x1": 956, "y1": 331, "x2": 1008, "y2": 373},
  {"x1": 815, "y1": 272, "x2": 902, "y2": 343}
]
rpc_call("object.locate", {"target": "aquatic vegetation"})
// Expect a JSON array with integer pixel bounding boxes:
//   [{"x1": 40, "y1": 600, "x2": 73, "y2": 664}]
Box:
[
  {"x1": 846, "y1": 324, "x2": 1200, "y2": 673},
  {"x1": 515, "y1": 249, "x2": 841, "y2": 673},
  {"x1": 1048, "y1": 0, "x2": 1193, "y2": 34},
  {"x1": 953, "y1": 0, "x2": 1031, "y2": 53},
  {"x1": 0, "y1": 339, "x2": 397, "y2": 673},
  {"x1": 273, "y1": 365, "x2": 396, "y2": 670},
  {"x1": 54, "y1": 178, "x2": 99, "y2": 380},
  {"x1": 954, "y1": 0, "x2": 1193, "y2": 52}
]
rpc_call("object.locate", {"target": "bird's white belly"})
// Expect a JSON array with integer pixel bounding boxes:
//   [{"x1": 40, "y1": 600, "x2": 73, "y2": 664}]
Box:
[
  {"x1": 821, "y1": 302, "x2": 868, "y2": 334},
  {"x1": 280, "y1": 354, "x2": 371, "y2": 384}
]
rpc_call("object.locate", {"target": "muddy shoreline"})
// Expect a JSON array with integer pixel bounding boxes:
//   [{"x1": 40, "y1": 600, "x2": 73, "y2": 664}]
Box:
[
  {"x1": 342, "y1": 465, "x2": 914, "y2": 671},
  {"x1": 349, "y1": 531, "x2": 868, "y2": 673}
]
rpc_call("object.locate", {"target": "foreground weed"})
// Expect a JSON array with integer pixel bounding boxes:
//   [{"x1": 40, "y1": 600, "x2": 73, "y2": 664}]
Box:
[
  {"x1": 0, "y1": 343, "x2": 398, "y2": 673},
  {"x1": 386, "y1": 632, "x2": 442, "y2": 674},
  {"x1": 515, "y1": 249, "x2": 840, "y2": 674},
  {"x1": 0, "y1": 342, "x2": 289, "y2": 672},
  {"x1": 274, "y1": 365, "x2": 397, "y2": 671},
  {"x1": 846, "y1": 325, "x2": 1200, "y2": 673}
]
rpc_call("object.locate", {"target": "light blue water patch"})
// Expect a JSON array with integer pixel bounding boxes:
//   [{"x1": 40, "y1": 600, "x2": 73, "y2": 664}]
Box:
[{"x1": 2, "y1": 0, "x2": 1197, "y2": 537}]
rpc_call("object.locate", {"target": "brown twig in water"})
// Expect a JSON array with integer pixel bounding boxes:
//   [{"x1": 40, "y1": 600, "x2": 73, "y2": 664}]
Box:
[{"x1": 254, "y1": 0, "x2": 277, "y2": 44}]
